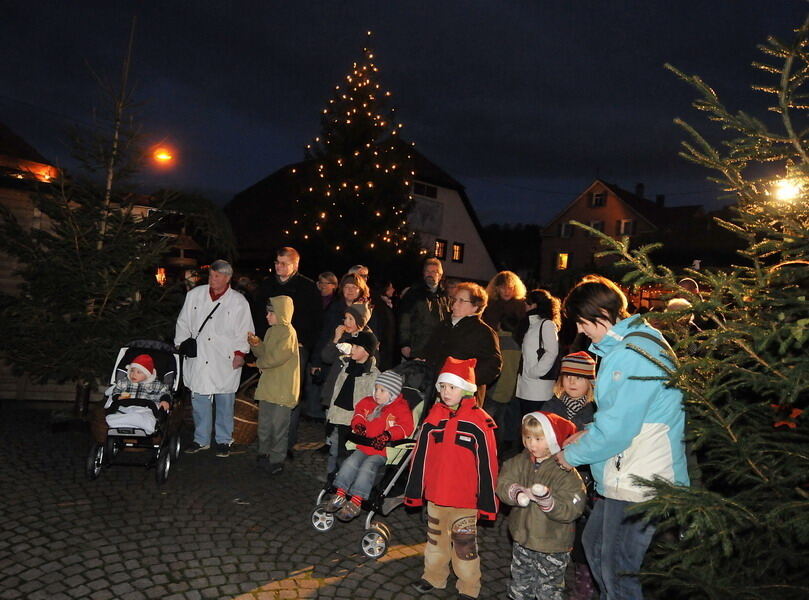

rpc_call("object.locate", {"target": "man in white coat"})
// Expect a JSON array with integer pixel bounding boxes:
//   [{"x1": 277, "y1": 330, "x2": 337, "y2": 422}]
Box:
[{"x1": 175, "y1": 260, "x2": 253, "y2": 457}]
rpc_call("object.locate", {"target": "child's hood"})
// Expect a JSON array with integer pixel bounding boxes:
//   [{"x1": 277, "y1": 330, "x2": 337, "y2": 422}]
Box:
[{"x1": 269, "y1": 295, "x2": 294, "y2": 326}]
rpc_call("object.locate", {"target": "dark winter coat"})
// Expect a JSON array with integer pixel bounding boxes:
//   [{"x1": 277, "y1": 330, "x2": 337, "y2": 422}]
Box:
[
  {"x1": 418, "y1": 315, "x2": 503, "y2": 401},
  {"x1": 397, "y1": 282, "x2": 452, "y2": 357},
  {"x1": 540, "y1": 395, "x2": 596, "y2": 432},
  {"x1": 254, "y1": 272, "x2": 322, "y2": 351}
]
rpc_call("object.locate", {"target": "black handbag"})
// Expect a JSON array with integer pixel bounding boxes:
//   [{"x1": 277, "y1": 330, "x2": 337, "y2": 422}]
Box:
[
  {"x1": 179, "y1": 303, "x2": 220, "y2": 358},
  {"x1": 537, "y1": 319, "x2": 562, "y2": 381}
]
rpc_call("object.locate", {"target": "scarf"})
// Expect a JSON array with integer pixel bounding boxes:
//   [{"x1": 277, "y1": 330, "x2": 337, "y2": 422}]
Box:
[
  {"x1": 560, "y1": 393, "x2": 587, "y2": 421},
  {"x1": 334, "y1": 359, "x2": 365, "y2": 411},
  {"x1": 368, "y1": 395, "x2": 395, "y2": 421}
]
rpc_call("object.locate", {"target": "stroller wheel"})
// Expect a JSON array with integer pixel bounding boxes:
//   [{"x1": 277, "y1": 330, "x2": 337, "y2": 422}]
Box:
[
  {"x1": 105, "y1": 437, "x2": 121, "y2": 460},
  {"x1": 168, "y1": 433, "x2": 182, "y2": 461},
  {"x1": 360, "y1": 524, "x2": 389, "y2": 559},
  {"x1": 311, "y1": 506, "x2": 335, "y2": 532},
  {"x1": 86, "y1": 443, "x2": 105, "y2": 480},
  {"x1": 155, "y1": 446, "x2": 172, "y2": 485}
]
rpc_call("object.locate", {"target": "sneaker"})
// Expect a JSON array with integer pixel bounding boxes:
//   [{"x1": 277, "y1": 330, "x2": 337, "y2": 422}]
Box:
[
  {"x1": 411, "y1": 579, "x2": 435, "y2": 595},
  {"x1": 325, "y1": 494, "x2": 347, "y2": 513},
  {"x1": 336, "y1": 500, "x2": 362, "y2": 522},
  {"x1": 215, "y1": 443, "x2": 230, "y2": 457},
  {"x1": 185, "y1": 442, "x2": 209, "y2": 454}
]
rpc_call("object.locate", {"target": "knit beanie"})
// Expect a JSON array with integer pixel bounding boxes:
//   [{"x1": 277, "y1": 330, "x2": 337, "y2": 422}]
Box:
[
  {"x1": 345, "y1": 302, "x2": 372, "y2": 329},
  {"x1": 435, "y1": 356, "x2": 477, "y2": 394},
  {"x1": 375, "y1": 370, "x2": 403, "y2": 399},
  {"x1": 523, "y1": 411, "x2": 577, "y2": 454},
  {"x1": 127, "y1": 354, "x2": 156, "y2": 383},
  {"x1": 560, "y1": 351, "x2": 596, "y2": 380},
  {"x1": 351, "y1": 330, "x2": 379, "y2": 355}
]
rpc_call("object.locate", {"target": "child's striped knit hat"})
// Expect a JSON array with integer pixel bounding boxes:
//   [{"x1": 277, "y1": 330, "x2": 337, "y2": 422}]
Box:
[
  {"x1": 375, "y1": 370, "x2": 403, "y2": 399},
  {"x1": 560, "y1": 351, "x2": 596, "y2": 380}
]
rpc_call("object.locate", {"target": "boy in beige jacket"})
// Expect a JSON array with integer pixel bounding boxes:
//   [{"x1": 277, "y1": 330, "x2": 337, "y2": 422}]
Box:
[{"x1": 248, "y1": 295, "x2": 300, "y2": 476}]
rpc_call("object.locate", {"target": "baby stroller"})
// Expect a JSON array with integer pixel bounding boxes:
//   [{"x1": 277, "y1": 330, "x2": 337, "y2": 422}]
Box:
[
  {"x1": 85, "y1": 340, "x2": 182, "y2": 485},
  {"x1": 310, "y1": 360, "x2": 435, "y2": 559}
]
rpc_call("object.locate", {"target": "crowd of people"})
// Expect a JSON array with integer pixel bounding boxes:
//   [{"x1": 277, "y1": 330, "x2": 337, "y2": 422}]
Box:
[{"x1": 164, "y1": 248, "x2": 689, "y2": 600}]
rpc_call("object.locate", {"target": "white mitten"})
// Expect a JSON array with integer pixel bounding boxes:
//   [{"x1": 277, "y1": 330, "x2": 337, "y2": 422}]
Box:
[
  {"x1": 530, "y1": 483, "x2": 554, "y2": 511},
  {"x1": 336, "y1": 342, "x2": 352, "y2": 355},
  {"x1": 531, "y1": 483, "x2": 549, "y2": 497}
]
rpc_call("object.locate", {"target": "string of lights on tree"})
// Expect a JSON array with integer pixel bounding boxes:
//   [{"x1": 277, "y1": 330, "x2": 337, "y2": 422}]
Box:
[{"x1": 286, "y1": 31, "x2": 418, "y2": 256}]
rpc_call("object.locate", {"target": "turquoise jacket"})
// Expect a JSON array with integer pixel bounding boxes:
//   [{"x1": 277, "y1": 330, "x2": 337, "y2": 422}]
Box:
[{"x1": 563, "y1": 316, "x2": 689, "y2": 502}]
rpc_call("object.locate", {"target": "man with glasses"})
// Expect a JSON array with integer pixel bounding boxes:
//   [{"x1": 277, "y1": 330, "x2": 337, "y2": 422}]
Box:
[{"x1": 418, "y1": 282, "x2": 502, "y2": 403}]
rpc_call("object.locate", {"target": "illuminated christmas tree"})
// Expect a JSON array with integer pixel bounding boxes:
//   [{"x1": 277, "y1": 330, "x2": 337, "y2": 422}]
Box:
[{"x1": 287, "y1": 32, "x2": 419, "y2": 270}]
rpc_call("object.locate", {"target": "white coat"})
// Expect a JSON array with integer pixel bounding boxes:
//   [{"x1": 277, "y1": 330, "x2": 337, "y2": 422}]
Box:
[
  {"x1": 515, "y1": 314, "x2": 559, "y2": 402},
  {"x1": 174, "y1": 285, "x2": 253, "y2": 394}
]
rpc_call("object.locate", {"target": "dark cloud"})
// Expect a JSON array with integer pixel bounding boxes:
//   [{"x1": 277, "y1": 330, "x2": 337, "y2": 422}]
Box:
[{"x1": 1, "y1": 1, "x2": 805, "y2": 222}]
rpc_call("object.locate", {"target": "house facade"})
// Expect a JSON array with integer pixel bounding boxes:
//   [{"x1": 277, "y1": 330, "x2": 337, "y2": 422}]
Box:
[{"x1": 540, "y1": 179, "x2": 702, "y2": 288}]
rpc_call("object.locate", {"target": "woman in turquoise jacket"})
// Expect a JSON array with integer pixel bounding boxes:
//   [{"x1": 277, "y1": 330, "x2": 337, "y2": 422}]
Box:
[{"x1": 556, "y1": 276, "x2": 689, "y2": 600}]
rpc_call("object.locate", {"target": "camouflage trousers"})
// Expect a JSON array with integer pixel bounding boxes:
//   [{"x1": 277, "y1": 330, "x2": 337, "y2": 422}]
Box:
[
  {"x1": 508, "y1": 543, "x2": 569, "y2": 600},
  {"x1": 422, "y1": 502, "x2": 481, "y2": 598}
]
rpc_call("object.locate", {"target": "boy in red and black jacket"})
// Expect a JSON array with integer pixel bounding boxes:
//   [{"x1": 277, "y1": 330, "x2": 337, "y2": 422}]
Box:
[{"x1": 405, "y1": 356, "x2": 498, "y2": 600}]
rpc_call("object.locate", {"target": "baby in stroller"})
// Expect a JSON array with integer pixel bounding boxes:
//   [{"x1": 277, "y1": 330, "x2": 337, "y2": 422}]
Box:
[
  {"x1": 105, "y1": 353, "x2": 171, "y2": 434},
  {"x1": 325, "y1": 370, "x2": 414, "y2": 521}
]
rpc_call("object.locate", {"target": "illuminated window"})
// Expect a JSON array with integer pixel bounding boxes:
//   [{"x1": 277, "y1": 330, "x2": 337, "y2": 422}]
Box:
[
  {"x1": 434, "y1": 238, "x2": 447, "y2": 259},
  {"x1": 556, "y1": 253, "x2": 569, "y2": 270},
  {"x1": 617, "y1": 219, "x2": 635, "y2": 235},
  {"x1": 590, "y1": 192, "x2": 606, "y2": 207},
  {"x1": 451, "y1": 242, "x2": 465, "y2": 263}
]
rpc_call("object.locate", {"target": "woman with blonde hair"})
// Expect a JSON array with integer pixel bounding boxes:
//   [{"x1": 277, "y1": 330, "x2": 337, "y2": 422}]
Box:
[{"x1": 482, "y1": 271, "x2": 528, "y2": 456}]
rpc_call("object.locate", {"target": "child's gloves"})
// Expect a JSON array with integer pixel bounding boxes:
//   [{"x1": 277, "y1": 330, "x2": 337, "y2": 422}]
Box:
[
  {"x1": 353, "y1": 423, "x2": 366, "y2": 436},
  {"x1": 508, "y1": 484, "x2": 537, "y2": 507},
  {"x1": 530, "y1": 483, "x2": 555, "y2": 511},
  {"x1": 371, "y1": 431, "x2": 391, "y2": 450},
  {"x1": 336, "y1": 342, "x2": 352, "y2": 355}
]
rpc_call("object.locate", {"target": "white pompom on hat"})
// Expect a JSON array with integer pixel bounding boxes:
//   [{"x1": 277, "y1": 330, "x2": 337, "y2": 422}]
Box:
[{"x1": 435, "y1": 356, "x2": 477, "y2": 394}]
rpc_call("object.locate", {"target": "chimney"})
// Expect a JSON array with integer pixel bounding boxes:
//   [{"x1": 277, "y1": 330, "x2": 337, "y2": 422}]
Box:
[
  {"x1": 635, "y1": 183, "x2": 645, "y2": 198},
  {"x1": 656, "y1": 194, "x2": 665, "y2": 207}
]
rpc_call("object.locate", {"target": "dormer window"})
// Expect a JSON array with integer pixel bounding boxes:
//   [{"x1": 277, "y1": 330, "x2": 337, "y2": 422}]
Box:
[{"x1": 590, "y1": 192, "x2": 606, "y2": 207}]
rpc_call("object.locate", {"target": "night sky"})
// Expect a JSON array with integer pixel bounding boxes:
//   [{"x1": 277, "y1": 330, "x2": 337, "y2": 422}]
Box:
[{"x1": 2, "y1": 1, "x2": 805, "y2": 224}]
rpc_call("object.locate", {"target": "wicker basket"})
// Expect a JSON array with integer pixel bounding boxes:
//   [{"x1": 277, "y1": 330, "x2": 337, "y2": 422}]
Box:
[{"x1": 233, "y1": 396, "x2": 258, "y2": 445}]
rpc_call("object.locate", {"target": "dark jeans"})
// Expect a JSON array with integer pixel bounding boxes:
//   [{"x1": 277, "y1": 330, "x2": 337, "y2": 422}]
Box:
[{"x1": 582, "y1": 497, "x2": 655, "y2": 600}]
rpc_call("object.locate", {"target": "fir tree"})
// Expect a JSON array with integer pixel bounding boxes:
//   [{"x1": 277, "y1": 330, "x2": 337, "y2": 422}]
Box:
[
  {"x1": 575, "y1": 15, "x2": 809, "y2": 600},
  {"x1": 289, "y1": 32, "x2": 419, "y2": 271},
  {"x1": 0, "y1": 30, "x2": 183, "y2": 413}
]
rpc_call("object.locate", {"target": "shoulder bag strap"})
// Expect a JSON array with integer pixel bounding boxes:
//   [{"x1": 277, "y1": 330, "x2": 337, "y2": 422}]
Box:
[{"x1": 195, "y1": 303, "x2": 221, "y2": 338}]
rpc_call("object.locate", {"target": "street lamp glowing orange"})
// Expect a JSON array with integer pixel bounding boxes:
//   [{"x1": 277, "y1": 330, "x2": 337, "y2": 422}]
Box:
[{"x1": 153, "y1": 147, "x2": 174, "y2": 163}]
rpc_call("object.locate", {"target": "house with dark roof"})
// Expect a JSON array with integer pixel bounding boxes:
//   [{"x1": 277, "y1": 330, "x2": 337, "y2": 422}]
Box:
[
  {"x1": 540, "y1": 179, "x2": 703, "y2": 286},
  {"x1": 225, "y1": 148, "x2": 497, "y2": 282}
]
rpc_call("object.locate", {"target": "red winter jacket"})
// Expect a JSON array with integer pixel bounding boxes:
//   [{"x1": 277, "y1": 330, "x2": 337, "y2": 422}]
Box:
[
  {"x1": 404, "y1": 396, "x2": 499, "y2": 520},
  {"x1": 351, "y1": 394, "x2": 415, "y2": 457}
]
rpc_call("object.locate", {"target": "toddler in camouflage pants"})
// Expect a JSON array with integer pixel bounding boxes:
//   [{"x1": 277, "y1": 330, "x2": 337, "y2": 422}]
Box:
[{"x1": 496, "y1": 411, "x2": 586, "y2": 600}]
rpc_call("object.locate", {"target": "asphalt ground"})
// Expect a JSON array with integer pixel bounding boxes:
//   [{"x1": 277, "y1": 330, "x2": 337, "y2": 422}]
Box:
[{"x1": 0, "y1": 404, "x2": 522, "y2": 600}]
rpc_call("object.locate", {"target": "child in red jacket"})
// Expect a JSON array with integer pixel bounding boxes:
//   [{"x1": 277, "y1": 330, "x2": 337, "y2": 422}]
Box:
[
  {"x1": 325, "y1": 370, "x2": 414, "y2": 521},
  {"x1": 405, "y1": 357, "x2": 499, "y2": 600}
]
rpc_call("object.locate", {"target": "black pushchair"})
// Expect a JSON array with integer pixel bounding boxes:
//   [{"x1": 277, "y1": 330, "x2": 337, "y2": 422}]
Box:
[
  {"x1": 310, "y1": 360, "x2": 435, "y2": 559},
  {"x1": 85, "y1": 340, "x2": 183, "y2": 485}
]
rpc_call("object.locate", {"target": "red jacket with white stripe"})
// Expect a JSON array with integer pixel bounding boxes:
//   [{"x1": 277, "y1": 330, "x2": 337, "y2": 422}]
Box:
[
  {"x1": 350, "y1": 394, "x2": 414, "y2": 456},
  {"x1": 404, "y1": 396, "x2": 499, "y2": 520}
]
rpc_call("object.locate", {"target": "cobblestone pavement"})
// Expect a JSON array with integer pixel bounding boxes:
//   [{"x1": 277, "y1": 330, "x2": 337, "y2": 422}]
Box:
[{"x1": 0, "y1": 405, "x2": 517, "y2": 600}]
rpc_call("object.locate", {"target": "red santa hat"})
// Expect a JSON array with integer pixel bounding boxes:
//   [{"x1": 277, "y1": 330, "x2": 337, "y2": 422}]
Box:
[
  {"x1": 127, "y1": 354, "x2": 156, "y2": 382},
  {"x1": 522, "y1": 411, "x2": 577, "y2": 454},
  {"x1": 435, "y1": 356, "x2": 477, "y2": 394}
]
